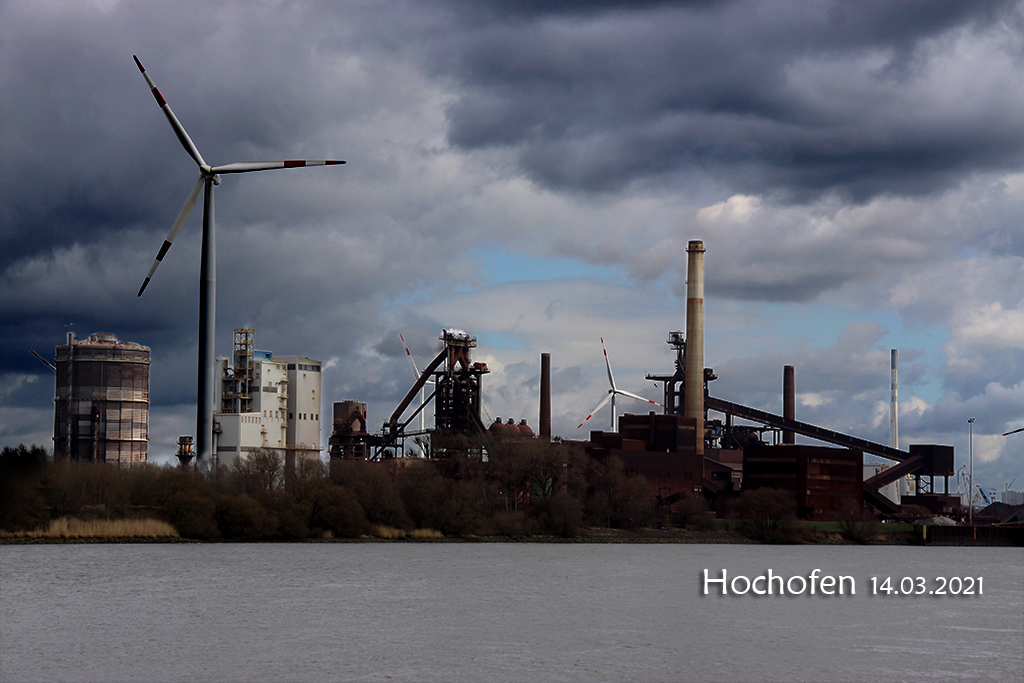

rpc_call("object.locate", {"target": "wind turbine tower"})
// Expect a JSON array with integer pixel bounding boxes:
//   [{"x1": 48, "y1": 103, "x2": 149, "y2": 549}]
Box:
[{"x1": 133, "y1": 56, "x2": 345, "y2": 461}]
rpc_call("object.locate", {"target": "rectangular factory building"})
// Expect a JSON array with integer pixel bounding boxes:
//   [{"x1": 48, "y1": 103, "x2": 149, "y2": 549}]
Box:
[
  {"x1": 214, "y1": 329, "x2": 321, "y2": 467},
  {"x1": 280, "y1": 356, "x2": 321, "y2": 458},
  {"x1": 586, "y1": 412, "x2": 742, "y2": 513},
  {"x1": 743, "y1": 443, "x2": 863, "y2": 520}
]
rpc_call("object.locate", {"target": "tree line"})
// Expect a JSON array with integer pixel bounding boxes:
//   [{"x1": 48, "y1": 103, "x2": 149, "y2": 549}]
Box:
[{"x1": 0, "y1": 440, "x2": 667, "y2": 540}]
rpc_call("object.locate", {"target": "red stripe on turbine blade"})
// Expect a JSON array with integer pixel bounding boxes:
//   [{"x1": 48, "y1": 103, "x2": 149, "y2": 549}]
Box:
[
  {"x1": 133, "y1": 55, "x2": 145, "y2": 72},
  {"x1": 326, "y1": 160, "x2": 346, "y2": 165},
  {"x1": 137, "y1": 277, "x2": 151, "y2": 298},
  {"x1": 284, "y1": 160, "x2": 306, "y2": 168},
  {"x1": 152, "y1": 87, "x2": 166, "y2": 107},
  {"x1": 156, "y1": 240, "x2": 172, "y2": 261}
]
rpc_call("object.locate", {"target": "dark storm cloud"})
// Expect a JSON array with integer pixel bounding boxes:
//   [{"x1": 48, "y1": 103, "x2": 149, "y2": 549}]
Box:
[
  {"x1": 435, "y1": 0, "x2": 1024, "y2": 199},
  {"x1": 0, "y1": 1, "x2": 402, "y2": 429},
  {"x1": 1, "y1": 0, "x2": 1023, "y2": 491}
]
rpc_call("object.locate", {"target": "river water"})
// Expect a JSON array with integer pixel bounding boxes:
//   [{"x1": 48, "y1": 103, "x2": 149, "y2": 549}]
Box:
[{"x1": 1, "y1": 543, "x2": 1021, "y2": 682}]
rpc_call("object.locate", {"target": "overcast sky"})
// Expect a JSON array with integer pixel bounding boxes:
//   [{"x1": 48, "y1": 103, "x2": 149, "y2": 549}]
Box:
[{"x1": 2, "y1": 0, "x2": 1023, "y2": 496}]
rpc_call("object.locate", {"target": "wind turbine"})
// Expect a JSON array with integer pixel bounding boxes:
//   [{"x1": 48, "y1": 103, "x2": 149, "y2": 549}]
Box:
[
  {"x1": 400, "y1": 333, "x2": 436, "y2": 437},
  {"x1": 133, "y1": 55, "x2": 345, "y2": 461},
  {"x1": 577, "y1": 338, "x2": 663, "y2": 431}
]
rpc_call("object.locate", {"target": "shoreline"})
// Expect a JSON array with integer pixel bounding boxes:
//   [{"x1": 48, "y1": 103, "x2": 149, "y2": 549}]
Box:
[
  {"x1": 3, "y1": 524, "x2": 1019, "y2": 546},
  {"x1": 0, "y1": 527, "x2": 908, "y2": 545}
]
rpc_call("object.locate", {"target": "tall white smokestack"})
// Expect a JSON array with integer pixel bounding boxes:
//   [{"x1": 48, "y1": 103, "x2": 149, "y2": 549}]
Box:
[
  {"x1": 684, "y1": 240, "x2": 705, "y2": 456},
  {"x1": 890, "y1": 349, "x2": 898, "y2": 449}
]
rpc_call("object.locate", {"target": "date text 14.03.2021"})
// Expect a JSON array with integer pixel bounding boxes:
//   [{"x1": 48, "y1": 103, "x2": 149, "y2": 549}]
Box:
[{"x1": 870, "y1": 576, "x2": 982, "y2": 596}]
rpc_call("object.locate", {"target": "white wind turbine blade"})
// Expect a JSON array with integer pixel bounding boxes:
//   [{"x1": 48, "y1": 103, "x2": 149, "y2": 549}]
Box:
[
  {"x1": 133, "y1": 55, "x2": 207, "y2": 169},
  {"x1": 400, "y1": 334, "x2": 421, "y2": 377},
  {"x1": 615, "y1": 388, "x2": 664, "y2": 409},
  {"x1": 30, "y1": 350, "x2": 56, "y2": 373},
  {"x1": 400, "y1": 334, "x2": 435, "y2": 385},
  {"x1": 601, "y1": 337, "x2": 616, "y2": 390},
  {"x1": 577, "y1": 392, "x2": 613, "y2": 429},
  {"x1": 138, "y1": 175, "x2": 204, "y2": 297},
  {"x1": 212, "y1": 160, "x2": 345, "y2": 173}
]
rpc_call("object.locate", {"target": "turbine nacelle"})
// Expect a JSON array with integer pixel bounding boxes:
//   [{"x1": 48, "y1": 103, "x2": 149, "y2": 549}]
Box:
[{"x1": 198, "y1": 166, "x2": 221, "y2": 184}]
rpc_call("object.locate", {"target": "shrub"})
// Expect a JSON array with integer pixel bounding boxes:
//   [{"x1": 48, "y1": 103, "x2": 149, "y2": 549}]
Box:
[
  {"x1": 214, "y1": 494, "x2": 277, "y2": 539},
  {"x1": 0, "y1": 446, "x2": 50, "y2": 532},
  {"x1": 735, "y1": 487, "x2": 798, "y2": 542},
  {"x1": 584, "y1": 457, "x2": 655, "y2": 530},
  {"x1": 308, "y1": 485, "x2": 370, "y2": 538},
  {"x1": 331, "y1": 459, "x2": 410, "y2": 529},
  {"x1": 398, "y1": 463, "x2": 486, "y2": 536},
  {"x1": 837, "y1": 501, "x2": 880, "y2": 543},
  {"x1": 251, "y1": 489, "x2": 311, "y2": 539},
  {"x1": 162, "y1": 489, "x2": 220, "y2": 539},
  {"x1": 531, "y1": 492, "x2": 583, "y2": 537}
]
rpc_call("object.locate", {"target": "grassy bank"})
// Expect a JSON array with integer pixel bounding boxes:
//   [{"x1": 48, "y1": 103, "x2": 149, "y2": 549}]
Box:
[{"x1": 0, "y1": 516, "x2": 179, "y2": 540}]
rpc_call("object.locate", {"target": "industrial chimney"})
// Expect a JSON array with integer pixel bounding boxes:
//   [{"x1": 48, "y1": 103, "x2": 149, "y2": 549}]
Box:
[
  {"x1": 890, "y1": 349, "x2": 898, "y2": 449},
  {"x1": 684, "y1": 240, "x2": 706, "y2": 455},
  {"x1": 540, "y1": 352, "x2": 551, "y2": 440},
  {"x1": 783, "y1": 365, "x2": 795, "y2": 444}
]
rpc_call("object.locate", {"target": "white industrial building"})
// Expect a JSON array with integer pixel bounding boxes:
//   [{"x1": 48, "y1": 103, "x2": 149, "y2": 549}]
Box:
[
  {"x1": 214, "y1": 329, "x2": 321, "y2": 467},
  {"x1": 1001, "y1": 489, "x2": 1024, "y2": 506},
  {"x1": 864, "y1": 463, "x2": 901, "y2": 506}
]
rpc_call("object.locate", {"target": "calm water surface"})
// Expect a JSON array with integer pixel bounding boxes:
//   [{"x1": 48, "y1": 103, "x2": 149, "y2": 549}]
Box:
[{"x1": 1, "y1": 543, "x2": 1021, "y2": 682}]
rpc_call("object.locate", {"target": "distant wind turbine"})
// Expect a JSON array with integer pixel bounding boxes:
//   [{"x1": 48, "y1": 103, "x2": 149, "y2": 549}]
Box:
[
  {"x1": 133, "y1": 55, "x2": 345, "y2": 461},
  {"x1": 400, "y1": 333, "x2": 436, "y2": 436},
  {"x1": 577, "y1": 337, "x2": 663, "y2": 431}
]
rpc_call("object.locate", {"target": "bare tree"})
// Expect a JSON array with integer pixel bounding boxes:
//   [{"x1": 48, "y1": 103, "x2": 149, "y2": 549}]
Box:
[
  {"x1": 735, "y1": 487, "x2": 797, "y2": 540},
  {"x1": 233, "y1": 448, "x2": 285, "y2": 492}
]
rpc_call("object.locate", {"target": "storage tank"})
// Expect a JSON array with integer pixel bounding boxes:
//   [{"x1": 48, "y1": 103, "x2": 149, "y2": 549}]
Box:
[{"x1": 53, "y1": 332, "x2": 150, "y2": 465}]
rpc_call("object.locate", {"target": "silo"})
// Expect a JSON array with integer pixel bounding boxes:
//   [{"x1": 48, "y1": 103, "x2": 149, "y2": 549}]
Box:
[{"x1": 53, "y1": 332, "x2": 150, "y2": 465}]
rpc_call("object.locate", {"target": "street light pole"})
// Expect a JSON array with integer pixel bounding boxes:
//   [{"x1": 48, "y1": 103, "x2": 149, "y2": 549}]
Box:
[{"x1": 968, "y1": 417, "x2": 975, "y2": 525}]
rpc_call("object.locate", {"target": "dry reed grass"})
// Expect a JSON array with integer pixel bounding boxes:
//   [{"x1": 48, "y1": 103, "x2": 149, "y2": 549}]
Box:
[
  {"x1": 370, "y1": 525, "x2": 406, "y2": 539},
  {"x1": 367, "y1": 526, "x2": 443, "y2": 539},
  {"x1": 1, "y1": 517, "x2": 179, "y2": 539},
  {"x1": 409, "y1": 528, "x2": 443, "y2": 539}
]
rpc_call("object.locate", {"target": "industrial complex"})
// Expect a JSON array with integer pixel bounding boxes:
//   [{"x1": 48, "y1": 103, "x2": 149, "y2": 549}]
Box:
[{"x1": 38, "y1": 240, "x2": 1023, "y2": 525}]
